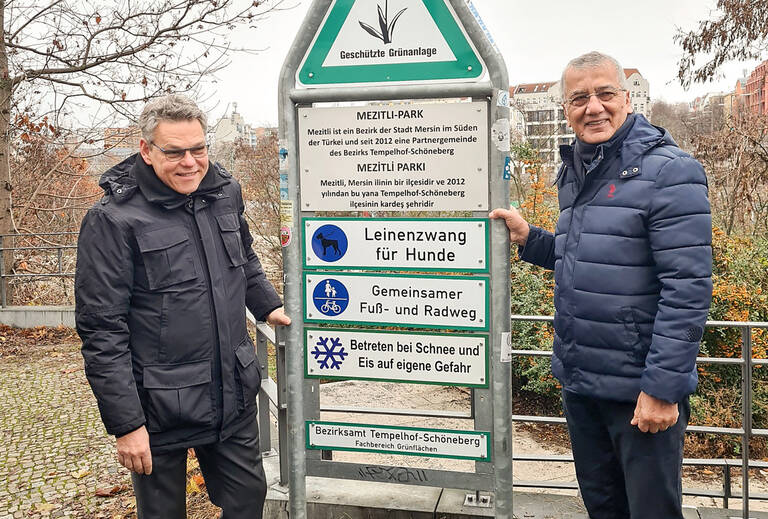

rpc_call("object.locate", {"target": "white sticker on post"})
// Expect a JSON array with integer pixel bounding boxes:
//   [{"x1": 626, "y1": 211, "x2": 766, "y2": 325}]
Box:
[{"x1": 500, "y1": 332, "x2": 512, "y2": 363}]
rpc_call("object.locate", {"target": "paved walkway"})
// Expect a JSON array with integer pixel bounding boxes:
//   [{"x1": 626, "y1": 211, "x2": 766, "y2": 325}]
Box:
[{"x1": 0, "y1": 344, "x2": 131, "y2": 518}]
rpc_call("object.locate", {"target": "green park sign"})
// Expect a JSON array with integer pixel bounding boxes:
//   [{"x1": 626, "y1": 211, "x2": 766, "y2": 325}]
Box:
[{"x1": 297, "y1": 0, "x2": 485, "y2": 86}]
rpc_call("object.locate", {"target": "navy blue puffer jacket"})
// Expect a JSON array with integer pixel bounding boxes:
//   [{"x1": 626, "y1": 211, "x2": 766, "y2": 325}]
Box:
[{"x1": 520, "y1": 114, "x2": 712, "y2": 404}]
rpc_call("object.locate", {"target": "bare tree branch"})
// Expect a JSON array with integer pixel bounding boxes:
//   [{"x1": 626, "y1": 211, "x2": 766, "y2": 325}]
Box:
[{"x1": 675, "y1": 0, "x2": 768, "y2": 87}]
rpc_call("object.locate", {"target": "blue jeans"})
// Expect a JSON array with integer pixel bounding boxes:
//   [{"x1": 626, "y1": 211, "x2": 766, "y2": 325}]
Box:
[{"x1": 562, "y1": 390, "x2": 690, "y2": 519}]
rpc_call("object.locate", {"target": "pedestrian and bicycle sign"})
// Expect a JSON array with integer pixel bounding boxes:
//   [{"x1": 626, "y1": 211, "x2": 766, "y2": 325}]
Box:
[
  {"x1": 304, "y1": 271, "x2": 488, "y2": 330},
  {"x1": 311, "y1": 277, "x2": 351, "y2": 316},
  {"x1": 297, "y1": 0, "x2": 485, "y2": 87},
  {"x1": 305, "y1": 328, "x2": 488, "y2": 386},
  {"x1": 303, "y1": 217, "x2": 488, "y2": 272}
]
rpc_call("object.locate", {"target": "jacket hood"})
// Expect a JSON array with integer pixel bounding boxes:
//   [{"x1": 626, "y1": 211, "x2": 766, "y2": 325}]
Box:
[
  {"x1": 557, "y1": 114, "x2": 678, "y2": 182},
  {"x1": 98, "y1": 153, "x2": 231, "y2": 209},
  {"x1": 619, "y1": 113, "x2": 678, "y2": 170}
]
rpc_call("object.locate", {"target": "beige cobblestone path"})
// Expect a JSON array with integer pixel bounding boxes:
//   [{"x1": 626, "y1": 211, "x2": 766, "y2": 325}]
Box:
[{"x1": 0, "y1": 344, "x2": 132, "y2": 518}]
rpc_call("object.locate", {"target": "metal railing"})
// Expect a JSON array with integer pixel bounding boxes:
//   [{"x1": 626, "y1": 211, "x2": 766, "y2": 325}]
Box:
[
  {"x1": 0, "y1": 232, "x2": 78, "y2": 307},
  {"x1": 253, "y1": 315, "x2": 768, "y2": 517},
  {"x1": 510, "y1": 315, "x2": 768, "y2": 518},
  {"x1": 248, "y1": 316, "x2": 290, "y2": 487}
]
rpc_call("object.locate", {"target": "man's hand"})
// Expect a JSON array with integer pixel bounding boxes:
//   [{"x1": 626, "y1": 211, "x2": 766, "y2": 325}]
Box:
[
  {"x1": 116, "y1": 425, "x2": 152, "y2": 474},
  {"x1": 489, "y1": 207, "x2": 530, "y2": 246},
  {"x1": 631, "y1": 391, "x2": 679, "y2": 433},
  {"x1": 266, "y1": 307, "x2": 291, "y2": 326}
]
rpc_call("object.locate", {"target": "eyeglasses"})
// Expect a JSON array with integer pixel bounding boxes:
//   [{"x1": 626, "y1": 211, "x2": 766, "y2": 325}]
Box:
[
  {"x1": 566, "y1": 88, "x2": 626, "y2": 108},
  {"x1": 150, "y1": 141, "x2": 208, "y2": 161}
]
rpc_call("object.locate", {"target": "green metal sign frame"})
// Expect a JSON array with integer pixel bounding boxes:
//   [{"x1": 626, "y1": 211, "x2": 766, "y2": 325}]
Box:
[
  {"x1": 303, "y1": 271, "x2": 490, "y2": 331},
  {"x1": 298, "y1": 0, "x2": 484, "y2": 86},
  {"x1": 301, "y1": 217, "x2": 490, "y2": 273},
  {"x1": 306, "y1": 420, "x2": 492, "y2": 461},
  {"x1": 304, "y1": 327, "x2": 489, "y2": 388}
]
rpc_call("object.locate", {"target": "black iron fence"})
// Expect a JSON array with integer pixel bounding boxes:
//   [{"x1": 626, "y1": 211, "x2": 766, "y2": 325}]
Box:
[
  {"x1": 510, "y1": 314, "x2": 768, "y2": 518},
  {"x1": 0, "y1": 232, "x2": 78, "y2": 306}
]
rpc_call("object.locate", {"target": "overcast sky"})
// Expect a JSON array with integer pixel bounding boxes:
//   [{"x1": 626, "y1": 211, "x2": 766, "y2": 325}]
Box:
[{"x1": 209, "y1": 0, "x2": 760, "y2": 126}]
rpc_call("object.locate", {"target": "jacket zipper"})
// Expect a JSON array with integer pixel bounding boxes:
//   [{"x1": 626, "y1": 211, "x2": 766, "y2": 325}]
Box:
[{"x1": 187, "y1": 196, "x2": 224, "y2": 431}]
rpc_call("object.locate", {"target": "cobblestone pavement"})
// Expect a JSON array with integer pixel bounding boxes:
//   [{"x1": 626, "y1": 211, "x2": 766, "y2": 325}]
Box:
[{"x1": 0, "y1": 344, "x2": 133, "y2": 518}]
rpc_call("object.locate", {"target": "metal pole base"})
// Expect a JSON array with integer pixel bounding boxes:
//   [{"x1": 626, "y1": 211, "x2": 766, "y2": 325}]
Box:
[{"x1": 464, "y1": 492, "x2": 493, "y2": 508}]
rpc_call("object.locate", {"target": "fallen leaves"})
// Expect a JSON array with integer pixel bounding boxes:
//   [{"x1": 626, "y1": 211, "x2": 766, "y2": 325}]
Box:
[
  {"x1": 186, "y1": 456, "x2": 199, "y2": 472},
  {"x1": 71, "y1": 468, "x2": 90, "y2": 479},
  {"x1": 185, "y1": 449, "x2": 206, "y2": 495},
  {"x1": 186, "y1": 474, "x2": 206, "y2": 494},
  {"x1": 95, "y1": 484, "x2": 130, "y2": 497},
  {"x1": 0, "y1": 324, "x2": 79, "y2": 357}
]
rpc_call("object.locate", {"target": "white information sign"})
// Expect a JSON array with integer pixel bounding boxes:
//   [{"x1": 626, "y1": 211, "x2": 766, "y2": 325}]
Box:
[
  {"x1": 304, "y1": 272, "x2": 488, "y2": 330},
  {"x1": 298, "y1": 102, "x2": 488, "y2": 211},
  {"x1": 303, "y1": 217, "x2": 488, "y2": 272},
  {"x1": 305, "y1": 328, "x2": 487, "y2": 387},
  {"x1": 307, "y1": 421, "x2": 490, "y2": 460}
]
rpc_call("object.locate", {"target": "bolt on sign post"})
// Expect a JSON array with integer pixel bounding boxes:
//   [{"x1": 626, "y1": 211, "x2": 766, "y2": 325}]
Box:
[{"x1": 279, "y1": 1, "x2": 511, "y2": 517}]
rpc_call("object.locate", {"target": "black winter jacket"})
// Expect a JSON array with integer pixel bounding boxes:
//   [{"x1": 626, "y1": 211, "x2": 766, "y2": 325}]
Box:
[
  {"x1": 75, "y1": 154, "x2": 282, "y2": 451},
  {"x1": 521, "y1": 114, "x2": 712, "y2": 404}
]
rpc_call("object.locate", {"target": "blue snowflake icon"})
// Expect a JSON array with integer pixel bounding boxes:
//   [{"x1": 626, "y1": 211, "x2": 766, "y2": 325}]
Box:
[{"x1": 311, "y1": 336, "x2": 348, "y2": 369}]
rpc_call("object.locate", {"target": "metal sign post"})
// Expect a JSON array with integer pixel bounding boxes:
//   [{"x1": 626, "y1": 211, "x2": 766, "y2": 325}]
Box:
[{"x1": 279, "y1": 1, "x2": 511, "y2": 517}]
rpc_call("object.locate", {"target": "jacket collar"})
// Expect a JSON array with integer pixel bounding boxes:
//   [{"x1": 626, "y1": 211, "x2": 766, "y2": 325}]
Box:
[
  {"x1": 558, "y1": 114, "x2": 674, "y2": 182},
  {"x1": 98, "y1": 154, "x2": 231, "y2": 209}
]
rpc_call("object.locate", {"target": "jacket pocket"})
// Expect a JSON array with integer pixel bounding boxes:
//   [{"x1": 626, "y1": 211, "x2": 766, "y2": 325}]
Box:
[
  {"x1": 217, "y1": 213, "x2": 247, "y2": 267},
  {"x1": 136, "y1": 226, "x2": 198, "y2": 290},
  {"x1": 621, "y1": 306, "x2": 650, "y2": 364},
  {"x1": 234, "y1": 337, "x2": 262, "y2": 412},
  {"x1": 143, "y1": 359, "x2": 213, "y2": 433}
]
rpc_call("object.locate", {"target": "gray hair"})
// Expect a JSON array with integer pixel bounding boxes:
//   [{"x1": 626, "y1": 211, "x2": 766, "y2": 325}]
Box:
[
  {"x1": 559, "y1": 51, "x2": 628, "y2": 102},
  {"x1": 139, "y1": 94, "x2": 207, "y2": 141}
]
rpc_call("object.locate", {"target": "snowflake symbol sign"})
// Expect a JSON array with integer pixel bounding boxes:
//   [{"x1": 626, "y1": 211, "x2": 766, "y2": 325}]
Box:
[{"x1": 311, "y1": 336, "x2": 348, "y2": 370}]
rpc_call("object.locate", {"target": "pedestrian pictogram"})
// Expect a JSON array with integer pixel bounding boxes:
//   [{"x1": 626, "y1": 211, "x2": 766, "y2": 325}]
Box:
[
  {"x1": 312, "y1": 278, "x2": 350, "y2": 316},
  {"x1": 311, "y1": 336, "x2": 349, "y2": 369}
]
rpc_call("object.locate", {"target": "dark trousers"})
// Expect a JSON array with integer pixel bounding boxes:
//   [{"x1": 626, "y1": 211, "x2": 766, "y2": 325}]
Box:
[
  {"x1": 132, "y1": 415, "x2": 267, "y2": 519},
  {"x1": 562, "y1": 390, "x2": 690, "y2": 519}
]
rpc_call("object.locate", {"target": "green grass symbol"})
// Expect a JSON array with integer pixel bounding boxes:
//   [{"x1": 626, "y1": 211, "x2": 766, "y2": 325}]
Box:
[{"x1": 359, "y1": 1, "x2": 407, "y2": 44}]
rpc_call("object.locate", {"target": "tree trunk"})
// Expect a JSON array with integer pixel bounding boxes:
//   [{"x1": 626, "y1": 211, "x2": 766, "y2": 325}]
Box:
[{"x1": 0, "y1": 1, "x2": 16, "y2": 306}]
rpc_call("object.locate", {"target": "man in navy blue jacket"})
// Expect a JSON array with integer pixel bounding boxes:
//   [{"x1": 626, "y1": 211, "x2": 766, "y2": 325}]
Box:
[{"x1": 492, "y1": 51, "x2": 712, "y2": 518}]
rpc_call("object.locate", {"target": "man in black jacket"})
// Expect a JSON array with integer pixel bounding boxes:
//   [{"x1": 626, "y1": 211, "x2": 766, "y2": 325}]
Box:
[{"x1": 75, "y1": 94, "x2": 290, "y2": 519}]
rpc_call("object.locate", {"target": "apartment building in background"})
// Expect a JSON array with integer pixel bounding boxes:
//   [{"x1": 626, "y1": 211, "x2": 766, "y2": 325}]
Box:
[
  {"x1": 690, "y1": 92, "x2": 730, "y2": 133},
  {"x1": 103, "y1": 126, "x2": 141, "y2": 156},
  {"x1": 210, "y1": 103, "x2": 276, "y2": 147},
  {"x1": 510, "y1": 69, "x2": 651, "y2": 164},
  {"x1": 745, "y1": 60, "x2": 768, "y2": 116}
]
